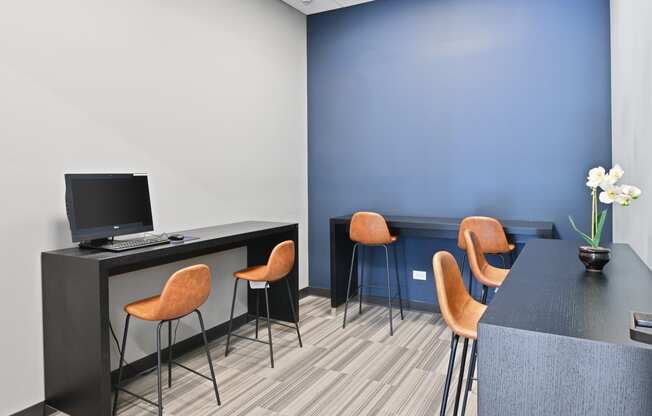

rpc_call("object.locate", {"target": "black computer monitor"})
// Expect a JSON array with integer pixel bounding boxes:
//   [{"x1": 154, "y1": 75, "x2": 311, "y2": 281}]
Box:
[{"x1": 65, "y1": 173, "x2": 154, "y2": 243}]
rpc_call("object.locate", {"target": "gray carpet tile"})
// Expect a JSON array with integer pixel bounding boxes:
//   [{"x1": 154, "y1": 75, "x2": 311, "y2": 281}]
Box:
[{"x1": 52, "y1": 295, "x2": 477, "y2": 416}]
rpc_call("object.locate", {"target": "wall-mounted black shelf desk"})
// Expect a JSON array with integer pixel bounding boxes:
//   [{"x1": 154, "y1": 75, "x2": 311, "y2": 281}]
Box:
[
  {"x1": 41, "y1": 221, "x2": 298, "y2": 416},
  {"x1": 329, "y1": 215, "x2": 554, "y2": 308},
  {"x1": 479, "y1": 239, "x2": 652, "y2": 415}
]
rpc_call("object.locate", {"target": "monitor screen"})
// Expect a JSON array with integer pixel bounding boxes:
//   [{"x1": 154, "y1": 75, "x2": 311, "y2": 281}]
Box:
[{"x1": 65, "y1": 174, "x2": 154, "y2": 242}]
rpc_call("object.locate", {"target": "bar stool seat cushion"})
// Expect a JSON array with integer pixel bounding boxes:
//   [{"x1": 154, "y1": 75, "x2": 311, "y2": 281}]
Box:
[
  {"x1": 349, "y1": 212, "x2": 397, "y2": 245},
  {"x1": 125, "y1": 295, "x2": 164, "y2": 321},
  {"x1": 464, "y1": 230, "x2": 510, "y2": 289},
  {"x1": 433, "y1": 251, "x2": 487, "y2": 340},
  {"x1": 351, "y1": 235, "x2": 397, "y2": 245},
  {"x1": 233, "y1": 241, "x2": 296, "y2": 283},
  {"x1": 480, "y1": 264, "x2": 509, "y2": 288},
  {"x1": 453, "y1": 299, "x2": 487, "y2": 340},
  {"x1": 457, "y1": 216, "x2": 514, "y2": 254},
  {"x1": 234, "y1": 265, "x2": 268, "y2": 281},
  {"x1": 124, "y1": 264, "x2": 211, "y2": 322}
]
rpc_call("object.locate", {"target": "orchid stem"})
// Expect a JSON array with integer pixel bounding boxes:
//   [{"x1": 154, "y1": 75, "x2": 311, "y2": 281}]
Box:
[{"x1": 591, "y1": 188, "x2": 596, "y2": 241}]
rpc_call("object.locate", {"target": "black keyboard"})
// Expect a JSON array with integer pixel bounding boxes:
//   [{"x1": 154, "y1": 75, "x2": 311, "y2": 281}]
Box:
[{"x1": 93, "y1": 237, "x2": 170, "y2": 252}]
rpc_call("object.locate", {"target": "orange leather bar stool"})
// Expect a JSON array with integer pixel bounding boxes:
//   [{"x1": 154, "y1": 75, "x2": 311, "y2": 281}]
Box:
[
  {"x1": 433, "y1": 251, "x2": 487, "y2": 416},
  {"x1": 113, "y1": 265, "x2": 220, "y2": 416},
  {"x1": 457, "y1": 216, "x2": 514, "y2": 295},
  {"x1": 342, "y1": 211, "x2": 404, "y2": 336},
  {"x1": 224, "y1": 240, "x2": 301, "y2": 368},
  {"x1": 464, "y1": 230, "x2": 509, "y2": 304}
]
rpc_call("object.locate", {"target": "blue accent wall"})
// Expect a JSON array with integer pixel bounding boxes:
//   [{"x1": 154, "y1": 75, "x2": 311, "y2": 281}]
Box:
[{"x1": 308, "y1": 0, "x2": 612, "y2": 302}]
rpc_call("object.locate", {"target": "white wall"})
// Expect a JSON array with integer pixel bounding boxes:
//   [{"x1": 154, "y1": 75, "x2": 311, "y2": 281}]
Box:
[
  {"x1": 611, "y1": 0, "x2": 652, "y2": 267},
  {"x1": 0, "y1": 0, "x2": 307, "y2": 413}
]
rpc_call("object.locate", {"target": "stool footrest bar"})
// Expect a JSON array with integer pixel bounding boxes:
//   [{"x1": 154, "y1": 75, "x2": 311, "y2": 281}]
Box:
[
  {"x1": 269, "y1": 319, "x2": 298, "y2": 329},
  {"x1": 345, "y1": 292, "x2": 401, "y2": 303},
  {"x1": 244, "y1": 314, "x2": 297, "y2": 329},
  {"x1": 115, "y1": 387, "x2": 159, "y2": 408},
  {"x1": 172, "y1": 361, "x2": 213, "y2": 381},
  {"x1": 230, "y1": 333, "x2": 270, "y2": 345},
  {"x1": 359, "y1": 284, "x2": 395, "y2": 290}
]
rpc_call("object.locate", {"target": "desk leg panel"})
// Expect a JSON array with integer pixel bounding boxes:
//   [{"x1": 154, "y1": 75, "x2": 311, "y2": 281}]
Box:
[
  {"x1": 42, "y1": 254, "x2": 110, "y2": 416},
  {"x1": 330, "y1": 221, "x2": 357, "y2": 308},
  {"x1": 247, "y1": 228, "x2": 299, "y2": 323},
  {"x1": 478, "y1": 324, "x2": 652, "y2": 416}
]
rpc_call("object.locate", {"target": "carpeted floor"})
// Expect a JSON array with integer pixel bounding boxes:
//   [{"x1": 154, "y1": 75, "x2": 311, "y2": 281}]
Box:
[{"x1": 60, "y1": 295, "x2": 477, "y2": 415}]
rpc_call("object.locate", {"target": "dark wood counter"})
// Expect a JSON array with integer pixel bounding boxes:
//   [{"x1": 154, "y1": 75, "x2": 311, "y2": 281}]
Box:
[
  {"x1": 479, "y1": 239, "x2": 652, "y2": 415},
  {"x1": 330, "y1": 214, "x2": 554, "y2": 307},
  {"x1": 42, "y1": 221, "x2": 298, "y2": 416}
]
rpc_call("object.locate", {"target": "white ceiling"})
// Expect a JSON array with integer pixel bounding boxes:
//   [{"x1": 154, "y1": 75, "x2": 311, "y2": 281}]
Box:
[{"x1": 280, "y1": 0, "x2": 375, "y2": 15}]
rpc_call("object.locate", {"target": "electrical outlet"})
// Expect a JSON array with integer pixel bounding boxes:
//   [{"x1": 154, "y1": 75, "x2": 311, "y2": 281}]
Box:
[{"x1": 412, "y1": 270, "x2": 427, "y2": 281}]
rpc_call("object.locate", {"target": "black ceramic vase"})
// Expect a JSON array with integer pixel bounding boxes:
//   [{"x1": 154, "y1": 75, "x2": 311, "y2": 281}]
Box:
[{"x1": 578, "y1": 246, "x2": 611, "y2": 272}]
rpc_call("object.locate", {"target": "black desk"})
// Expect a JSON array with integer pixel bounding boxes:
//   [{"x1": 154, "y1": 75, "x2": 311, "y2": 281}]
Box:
[
  {"x1": 329, "y1": 215, "x2": 554, "y2": 307},
  {"x1": 41, "y1": 221, "x2": 298, "y2": 416},
  {"x1": 479, "y1": 239, "x2": 652, "y2": 415}
]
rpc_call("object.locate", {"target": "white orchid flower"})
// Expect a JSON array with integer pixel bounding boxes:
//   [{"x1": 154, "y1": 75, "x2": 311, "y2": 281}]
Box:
[
  {"x1": 573, "y1": 164, "x2": 642, "y2": 249},
  {"x1": 631, "y1": 186, "x2": 642, "y2": 199},
  {"x1": 615, "y1": 193, "x2": 632, "y2": 206},
  {"x1": 606, "y1": 164, "x2": 624, "y2": 185},
  {"x1": 586, "y1": 166, "x2": 606, "y2": 188},
  {"x1": 599, "y1": 185, "x2": 620, "y2": 204},
  {"x1": 621, "y1": 184, "x2": 642, "y2": 200}
]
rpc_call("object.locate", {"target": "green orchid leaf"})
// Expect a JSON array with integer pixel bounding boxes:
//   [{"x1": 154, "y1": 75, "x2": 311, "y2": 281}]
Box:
[
  {"x1": 568, "y1": 215, "x2": 593, "y2": 241},
  {"x1": 593, "y1": 209, "x2": 609, "y2": 248},
  {"x1": 568, "y1": 215, "x2": 595, "y2": 247}
]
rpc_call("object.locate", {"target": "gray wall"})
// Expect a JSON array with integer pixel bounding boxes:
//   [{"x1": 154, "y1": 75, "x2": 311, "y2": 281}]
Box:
[
  {"x1": 611, "y1": 0, "x2": 652, "y2": 267},
  {"x1": 0, "y1": 0, "x2": 307, "y2": 413}
]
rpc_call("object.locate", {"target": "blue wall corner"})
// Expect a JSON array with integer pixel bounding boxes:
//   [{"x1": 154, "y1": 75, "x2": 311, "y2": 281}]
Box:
[{"x1": 307, "y1": 0, "x2": 612, "y2": 304}]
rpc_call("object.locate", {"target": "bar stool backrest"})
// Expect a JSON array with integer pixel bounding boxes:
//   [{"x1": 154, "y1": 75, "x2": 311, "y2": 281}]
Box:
[
  {"x1": 264, "y1": 240, "x2": 296, "y2": 282},
  {"x1": 457, "y1": 216, "x2": 510, "y2": 253},
  {"x1": 433, "y1": 251, "x2": 477, "y2": 336},
  {"x1": 158, "y1": 264, "x2": 211, "y2": 321},
  {"x1": 464, "y1": 230, "x2": 491, "y2": 279},
  {"x1": 349, "y1": 211, "x2": 392, "y2": 245}
]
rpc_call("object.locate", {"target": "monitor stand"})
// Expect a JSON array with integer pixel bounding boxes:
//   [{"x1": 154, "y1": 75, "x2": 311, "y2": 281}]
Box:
[{"x1": 79, "y1": 238, "x2": 112, "y2": 250}]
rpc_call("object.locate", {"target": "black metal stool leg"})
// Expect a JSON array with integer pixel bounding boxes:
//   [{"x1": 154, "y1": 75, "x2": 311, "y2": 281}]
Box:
[
  {"x1": 461, "y1": 339, "x2": 478, "y2": 416},
  {"x1": 255, "y1": 289, "x2": 260, "y2": 339},
  {"x1": 342, "y1": 243, "x2": 358, "y2": 329},
  {"x1": 167, "y1": 321, "x2": 172, "y2": 388},
  {"x1": 358, "y1": 245, "x2": 364, "y2": 314},
  {"x1": 384, "y1": 245, "x2": 394, "y2": 336},
  {"x1": 112, "y1": 314, "x2": 130, "y2": 416},
  {"x1": 393, "y1": 243, "x2": 404, "y2": 320},
  {"x1": 156, "y1": 321, "x2": 164, "y2": 416},
  {"x1": 453, "y1": 337, "x2": 470, "y2": 415},
  {"x1": 285, "y1": 278, "x2": 302, "y2": 348},
  {"x1": 481, "y1": 285, "x2": 489, "y2": 304},
  {"x1": 196, "y1": 310, "x2": 221, "y2": 405},
  {"x1": 225, "y1": 278, "x2": 239, "y2": 357},
  {"x1": 440, "y1": 334, "x2": 459, "y2": 416},
  {"x1": 264, "y1": 284, "x2": 274, "y2": 368}
]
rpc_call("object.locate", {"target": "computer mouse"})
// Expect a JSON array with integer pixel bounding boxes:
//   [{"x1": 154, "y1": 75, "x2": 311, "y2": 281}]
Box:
[{"x1": 168, "y1": 234, "x2": 184, "y2": 241}]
